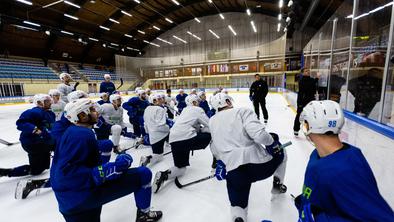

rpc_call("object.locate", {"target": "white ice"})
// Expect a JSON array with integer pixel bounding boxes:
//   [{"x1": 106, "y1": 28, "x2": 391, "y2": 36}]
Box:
[{"x1": 0, "y1": 93, "x2": 317, "y2": 222}]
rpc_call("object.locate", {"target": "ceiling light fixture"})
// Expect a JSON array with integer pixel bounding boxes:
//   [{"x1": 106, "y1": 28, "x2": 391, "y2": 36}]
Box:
[
  {"x1": 89, "y1": 37, "x2": 98, "y2": 41},
  {"x1": 194, "y1": 18, "x2": 201, "y2": 23},
  {"x1": 109, "y1": 18, "x2": 120, "y2": 24},
  {"x1": 134, "y1": 0, "x2": 140, "y2": 3},
  {"x1": 228, "y1": 25, "x2": 237, "y2": 36},
  {"x1": 124, "y1": 34, "x2": 133, "y2": 38},
  {"x1": 23, "y1": 20, "x2": 41, "y2": 27},
  {"x1": 45, "y1": 30, "x2": 51, "y2": 35},
  {"x1": 279, "y1": 0, "x2": 283, "y2": 8},
  {"x1": 16, "y1": 0, "x2": 33, "y2": 5},
  {"x1": 111, "y1": 43, "x2": 119, "y2": 46},
  {"x1": 137, "y1": 30, "x2": 145, "y2": 34},
  {"x1": 13, "y1": 24, "x2": 38, "y2": 31},
  {"x1": 172, "y1": 0, "x2": 180, "y2": 5},
  {"x1": 64, "y1": 14, "x2": 79, "y2": 20},
  {"x1": 61, "y1": 30, "x2": 74, "y2": 35},
  {"x1": 250, "y1": 21, "x2": 257, "y2": 33},
  {"x1": 64, "y1": 0, "x2": 80, "y2": 8},
  {"x1": 278, "y1": 14, "x2": 282, "y2": 20},
  {"x1": 153, "y1": 26, "x2": 161, "y2": 30},
  {"x1": 277, "y1": 23, "x2": 281, "y2": 32},
  {"x1": 246, "y1": 9, "x2": 251, "y2": 16},
  {"x1": 99, "y1": 25, "x2": 110, "y2": 31},
  {"x1": 219, "y1": 13, "x2": 225, "y2": 20},
  {"x1": 208, "y1": 0, "x2": 213, "y2": 3},
  {"x1": 165, "y1": 18, "x2": 174, "y2": 23},
  {"x1": 157, "y1": 37, "x2": 173, "y2": 45},
  {"x1": 121, "y1": 10, "x2": 132, "y2": 17},
  {"x1": 209, "y1": 29, "x2": 220, "y2": 39},
  {"x1": 187, "y1": 31, "x2": 201, "y2": 41},
  {"x1": 173, "y1": 35, "x2": 187, "y2": 44}
]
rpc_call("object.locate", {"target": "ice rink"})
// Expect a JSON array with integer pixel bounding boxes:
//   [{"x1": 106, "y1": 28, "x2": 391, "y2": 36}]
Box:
[{"x1": 0, "y1": 92, "x2": 317, "y2": 222}]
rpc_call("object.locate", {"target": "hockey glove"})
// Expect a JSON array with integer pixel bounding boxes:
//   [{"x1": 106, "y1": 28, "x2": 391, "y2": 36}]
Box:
[
  {"x1": 215, "y1": 160, "x2": 227, "y2": 181},
  {"x1": 166, "y1": 119, "x2": 174, "y2": 128},
  {"x1": 249, "y1": 95, "x2": 253, "y2": 101},
  {"x1": 115, "y1": 153, "x2": 133, "y2": 171},
  {"x1": 265, "y1": 133, "x2": 283, "y2": 156},
  {"x1": 92, "y1": 162, "x2": 123, "y2": 186}
]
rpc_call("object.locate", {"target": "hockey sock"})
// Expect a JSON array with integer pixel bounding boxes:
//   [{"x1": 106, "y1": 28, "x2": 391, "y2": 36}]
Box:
[{"x1": 134, "y1": 167, "x2": 152, "y2": 212}]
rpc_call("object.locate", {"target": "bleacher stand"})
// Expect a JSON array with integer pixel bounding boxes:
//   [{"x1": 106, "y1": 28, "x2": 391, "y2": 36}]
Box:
[
  {"x1": 76, "y1": 64, "x2": 118, "y2": 81},
  {"x1": 0, "y1": 58, "x2": 58, "y2": 80}
]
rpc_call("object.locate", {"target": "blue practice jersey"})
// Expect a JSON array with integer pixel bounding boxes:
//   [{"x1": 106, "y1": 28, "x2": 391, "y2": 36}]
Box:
[
  {"x1": 99, "y1": 81, "x2": 116, "y2": 95},
  {"x1": 122, "y1": 96, "x2": 149, "y2": 119},
  {"x1": 16, "y1": 106, "x2": 55, "y2": 145},
  {"x1": 199, "y1": 100, "x2": 210, "y2": 115},
  {"x1": 176, "y1": 94, "x2": 188, "y2": 110},
  {"x1": 298, "y1": 143, "x2": 394, "y2": 221},
  {"x1": 50, "y1": 125, "x2": 101, "y2": 213},
  {"x1": 97, "y1": 99, "x2": 110, "y2": 105}
]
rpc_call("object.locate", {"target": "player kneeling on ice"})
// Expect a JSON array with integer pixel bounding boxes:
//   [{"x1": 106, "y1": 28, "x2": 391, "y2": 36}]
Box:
[
  {"x1": 95, "y1": 94, "x2": 136, "y2": 152},
  {"x1": 140, "y1": 94, "x2": 173, "y2": 167},
  {"x1": 153, "y1": 94, "x2": 211, "y2": 193},
  {"x1": 49, "y1": 89, "x2": 66, "y2": 121},
  {"x1": 123, "y1": 89, "x2": 150, "y2": 140},
  {"x1": 295, "y1": 100, "x2": 394, "y2": 222},
  {"x1": 209, "y1": 93, "x2": 288, "y2": 222},
  {"x1": 0, "y1": 94, "x2": 55, "y2": 178},
  {"x1": 50, "y1": 98, "x2": 162, "y2": 222}
]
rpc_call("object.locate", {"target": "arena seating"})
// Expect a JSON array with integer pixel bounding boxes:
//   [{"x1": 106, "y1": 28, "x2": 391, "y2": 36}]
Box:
[
  {"x1": 0, "y1": 58, "x2": 58, "y2": 80},
  {"x1": 76, "y1": 65, "x2": 117, "y2": 81}
]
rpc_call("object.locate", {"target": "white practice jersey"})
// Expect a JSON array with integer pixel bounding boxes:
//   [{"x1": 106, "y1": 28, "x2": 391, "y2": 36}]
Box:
[
  {"x1": 143, "y1": 105, "x2": 170, "y2": 144},
  {"x1": 165, "y1": 95, "x2": 176, "y2": 108},
  {"x1": 100, "y1": 103, "x2": 124, "y2": 128},
  {"x1": 57, "y1": 83, "x2": 74, "y2": 103},
  {"x1": 209, "y1": 107, "x2": 274, "y2": 172},
  {"x1": 51, "y1": 100, "x2": 66, "y2": 121},
  {"x1": 169, "y1": 106, "x2": 210, "y2": 143}
]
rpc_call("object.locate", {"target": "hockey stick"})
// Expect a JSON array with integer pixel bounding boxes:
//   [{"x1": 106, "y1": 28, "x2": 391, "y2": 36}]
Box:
[
  {"x1": 0, "y1": 138, "x2": 20, "y2": 146},
  {"x1": 174, "y1": 174, "x2": 215, "y2": 189},
  {"x1": 116, "y1": 78, "x2": 124, "y2": 90},
  {"x1": 164, "y1": 105, "x2": 180, "y2": 116},
  {"x1": 174, "y1": 142, "x2": 293, "y2": 189}
]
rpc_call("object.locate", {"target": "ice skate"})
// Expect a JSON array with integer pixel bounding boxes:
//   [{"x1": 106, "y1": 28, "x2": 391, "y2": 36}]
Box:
[
  {"x1": 140, "y1": 155, "x2": 152, "y2": 167},
  {"x1": 294, "y1": 131, "x2": 299, "y2": 137},
  {"x1": 271, "y1": 176, "x2": 287, "y2": 194},
  {"x1": 15, "y1": 180, "x2": 39, "y2": 199},
  {"x1": 234, "y1": 218, "x2": 244, "y2": 222},
  {"x1": 152, "y1": 170, "x2": 169, "y2": 193},
  {"x1": 136, "y1": 209, "x2": 163, "y2": 222}
]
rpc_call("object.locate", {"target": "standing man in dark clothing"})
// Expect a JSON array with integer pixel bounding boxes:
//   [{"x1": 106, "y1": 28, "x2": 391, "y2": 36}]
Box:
[
  {"x1": 249, "y1": 74, "x2": 269, "y2": 123},
  {"x1": 99, "y1": 74, "x2": 116, "y2": 95},
  {"x1": 293, "y1": 68, "x2": 318, "y2": 136}
]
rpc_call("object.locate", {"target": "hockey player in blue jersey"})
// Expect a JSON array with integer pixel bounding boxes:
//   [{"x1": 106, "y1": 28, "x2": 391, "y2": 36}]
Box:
[
  {"x1": 99, "y1": 74, "x2": 116, "y2": 95},
  {"x1": 175, "y1": 89, "x2": 188, "y2": 113},
  {"x1": 295, "y1": 100, "x2": 394, "y2": 222},
  {"x1": 123, "y1": 89, "x2": 150, "y2": 138},
  {"x1": 209, "y1": 93, "x2": 288, "y2": 222},
  {"x1": 0, "y1": 94, "x2": 55, "y2": 178},
  {"x1": 198, "y1": 91, "x2": 214, "y2": 117},
  {"x1": 50, "y1": 98, "x2": 162, "y2": 222}
]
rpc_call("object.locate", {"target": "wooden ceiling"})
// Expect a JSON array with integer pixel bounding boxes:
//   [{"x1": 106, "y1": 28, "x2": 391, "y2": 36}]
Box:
[{"x1": 0, "y1": 0, "x2": 343, "y2": 65}]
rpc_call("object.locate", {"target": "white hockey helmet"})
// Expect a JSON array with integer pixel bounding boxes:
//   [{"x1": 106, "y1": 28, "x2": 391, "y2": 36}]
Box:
[
  {"x1": 145, "y1": 88, "x2": 151, "y2": 94},
  {"x1": 48, "y1": 89, "x2": 61, "y2": 96},
  {"x1": 179, "y1": 89, "x2": 184, "y2": 93},
  {"x1": 221, "y1": 88, "x2": 228, "y2": 94},
  {"x1": 185, "y1": 94, "x2": 200, "y2": 106},
  {"x1": 64, "y1": 98, "x2": 95, "y2": 123},
  {"x1": 104, "y1": 74, "x2": 111, "y2": 80},
  {"x1": 67, "y1": 90, "x2": 89, "y2": 103},
  {"x1": 109, "y1": 94, "x2": 122, "y2": 103},
  {"x1": 211, "y1": 93, "x2": 233, "y2": 111},
  {"x1": 33, "y1": 94, "x2": 52, "y2": 106},
  {"x1": 197, "y1": 91, "x2": 206, "y2": 100},
  {"x1": 59, "y1": 72, "x2": 72, "y2": 81},
  {"x1": 191, "y1": 88, "x2": 197, "y2": 94},
  {"x1": 136, "y1": 89, "x2": 146, "y2": 96},
  {"x1": 300, "y1": 100, "x2": 344, "y2": 135}
]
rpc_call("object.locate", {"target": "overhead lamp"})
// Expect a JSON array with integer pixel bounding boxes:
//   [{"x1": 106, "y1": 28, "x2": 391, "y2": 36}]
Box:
[
  {"x1": 250, "y1": 21, "x2": 257, "y2": 33},
  {"x1": 124, "y1": 34, "x2": 133, "y2": 38},
  {"x1": 228, "y1": 25, "x2": 237, "y2": 36},
  {"x1": 172, "y1": 0, "x2": 180, "y2": 6},
  {"x1": 279, "y1": 0, "x2": 283, "y2": 8},
  {"x1": 284, "y1": 27, "x2": 288, "y2": 32},
  {"x1": 346, "y1": 14, "x2": 353, "y2": 19},
  {"x1": 45, "y1": 30, "x2": 51, "y2": 35},
  {"x1": 90, "y1": 0, "x2": 96, "y2": 3},
  {"x1": 187, "y1": 31, "x2": 202, "y2": 41},
  {"x1": 173, "y1": 35, "x2": 187, "y2": 44},
  {"x1": 194, "y1": 18, "x2": 201, "y2": 23},
  {"x1": 277, "y1": 23, "x2": 281, "y2": 32},
  {"x1": 121, "y1": 48, "x2": 125, "y2": 52},
  {"x1": 219, "y1": 13, "x2": 225, "y2": 20},
  {"x1": 246, "y1": 9, "x2": 251, "y2": 16},
  {"x1": 99, "y1": 25, "x2": 110, "y2": 31},
  {"x1": 165, "y1": 18, "x2": 173, "y2": 23},
  {"x1": 288, "y1": 0, "x2": 294, "y2": 7},
  {"x1": 102, "y1": 43, "x2": 107, "y2": 47},
  {"x1": 61, "y1": 30, "x2": 74, "y2": 35},
  {"x1": 109, "y1": 18, "x2": 120, "y2": 24},
  {"x1": 111, "y1": 43, "x2": 119, "y2": 46},
  {"x1": 64, "y1": 0, "x2": 80, "y2": 8},
  {"x1": 89, "y1": 37, "x2": 98, "y2": 41},
  {"x1": 134, "y1": 0, "x2": 140, "y2": 3},
  {"x1": 64, "y1": 14, "x2": 79, "y2": 20},
  {"x1": 157, "y1": 37, "x2": 173, "y2": 45},
  {"x1": 23, "y1": 20, "x2": 40, "y2": 27},
  {"x1": 121, "y1": 10, "x2": 132, "y2": 17},
  {"x1": 13, "y1": 25, "x2": 38, "y2": 31},
  {"x1": 256, "y1": 4, "x2": 261, "y2": 8},
  {"x1": 209, "y1": 29, "x2": 220, "y2": 39},
  {"x1": 137, "y1": 30, "x2": 145, "y2": 34},
  {"x1": 16, "y1": 0, "x2": 32, "y2": 5},
  {"x1": 78, "y1": 38, "x2": 83, "y2": 42},
  {"x1": 286, "y1": 17, "x2": 291, "y2": 23},
  {"x1": 278, "y1": 14, "x2": 282, "y2": 21},
  {"x1": 153, "y1": 26, "x2": 160, "y2": 31},
  {"x1": 43, "y1": 0, "x2": 63, "y2": 8},
  {"x1": 208, "y1": 0, "x2": 213, "y2": 3}
]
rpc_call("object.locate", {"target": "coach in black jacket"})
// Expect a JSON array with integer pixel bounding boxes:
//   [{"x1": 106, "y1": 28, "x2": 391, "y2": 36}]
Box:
[
  {"x1": 293, "y1": 68, "x2": 318, "y2": 136},
  {"x1": 249, "y1": 74, "x2": 269, "y2": 122}
]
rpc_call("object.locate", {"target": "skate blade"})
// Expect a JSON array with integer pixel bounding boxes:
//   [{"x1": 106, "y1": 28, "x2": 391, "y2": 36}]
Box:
[
  {"x1": 15, "y1": 180, "x2": 28, "y2": 199},
  {"x1": 152, "y1": 172, "x2": 162, "y2": 193}
]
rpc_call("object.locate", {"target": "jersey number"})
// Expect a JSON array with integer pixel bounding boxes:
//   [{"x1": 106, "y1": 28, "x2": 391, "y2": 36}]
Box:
[{"x1": 328, "y1": 120, "x2": 337, "y2": 127}]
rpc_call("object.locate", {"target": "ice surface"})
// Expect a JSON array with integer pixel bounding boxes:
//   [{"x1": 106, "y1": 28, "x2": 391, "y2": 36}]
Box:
[{"x1": 0, "y1": 93, "x2": 317, "y2": 222}]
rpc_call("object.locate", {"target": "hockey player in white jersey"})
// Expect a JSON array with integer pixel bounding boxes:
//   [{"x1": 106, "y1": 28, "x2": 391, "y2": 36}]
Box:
[
  {"x1": 164, "y1": 89, "x2": 177, "y2": 119},
  {"x1": 57, "y1": 73, "x2": 78, "y2": 103},
  {"x1": 49, "y1": 89, "x2": 66, "y2": 121},
  {"x1": 209, "y1": 93, "x2": 287, "y2": 222},
  {"x1": 140, "y1": 94, "x2": 173, "y2": 167},
  {"x1": 152, "y1": 94, "x2": 211, "y2": 193}
]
